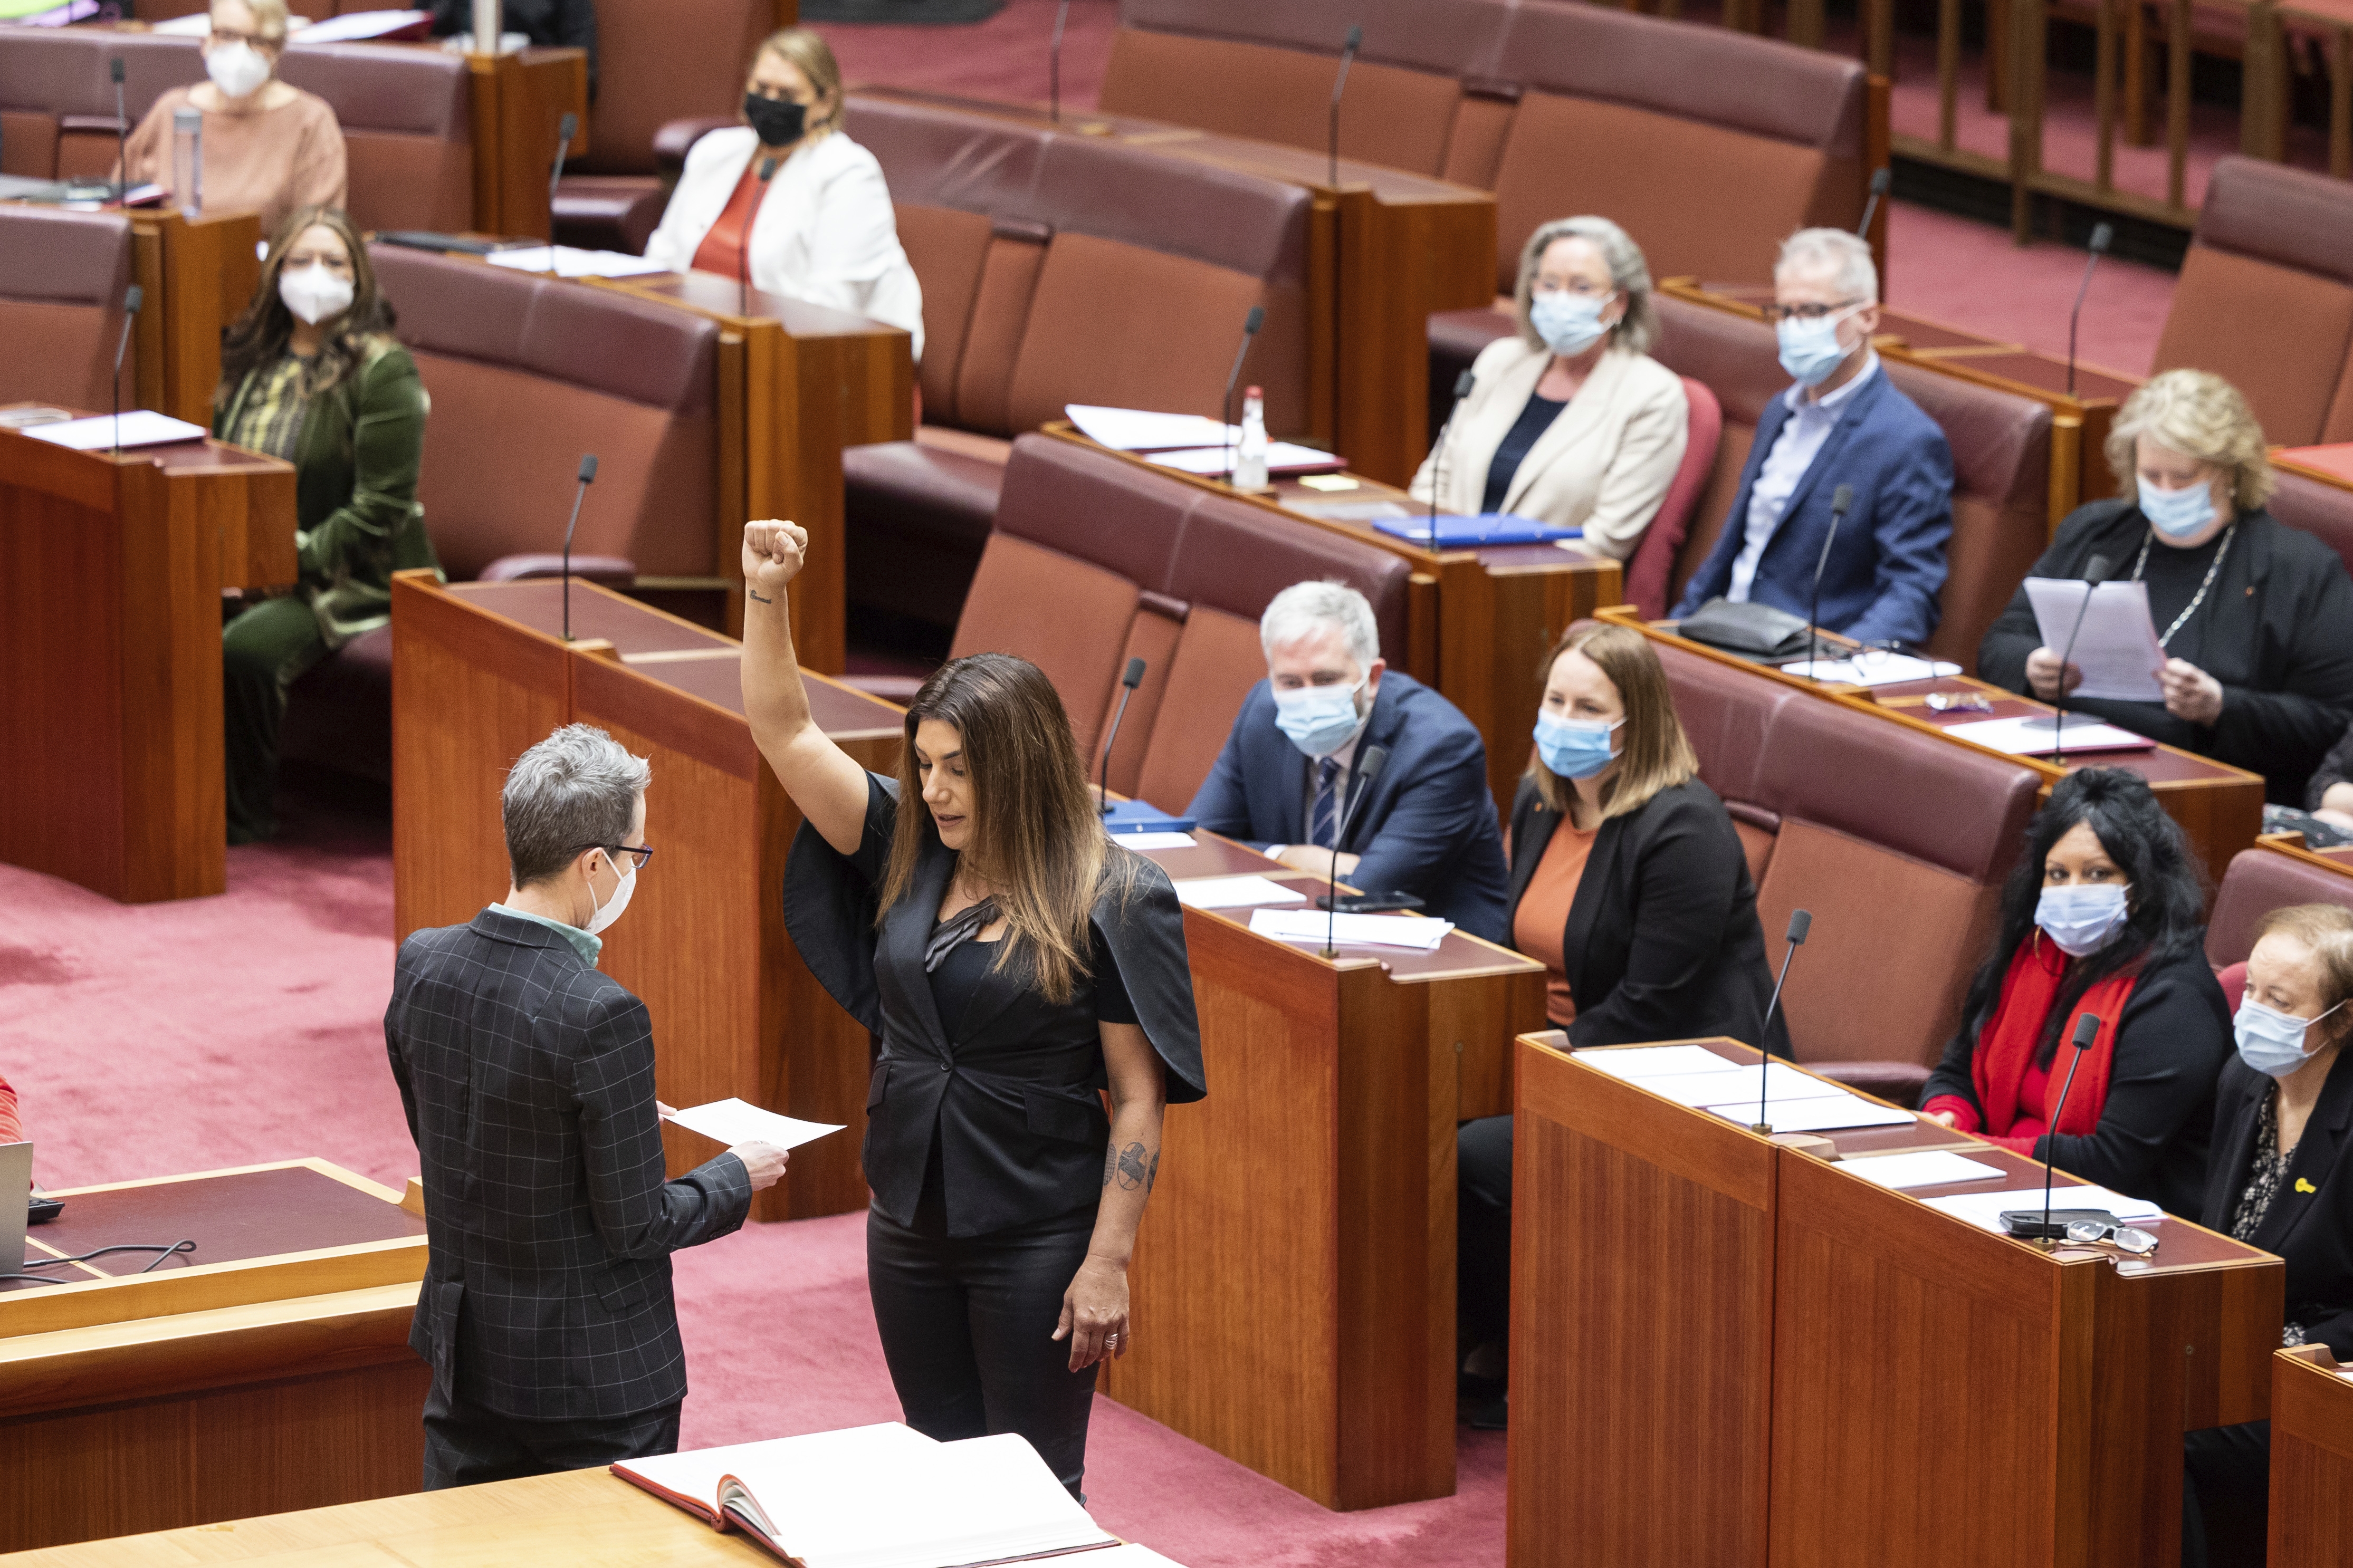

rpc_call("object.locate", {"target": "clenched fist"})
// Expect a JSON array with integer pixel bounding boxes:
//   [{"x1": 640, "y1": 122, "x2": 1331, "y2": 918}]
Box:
[{"x1": 742, "y1": 520, "x2": 808, "y2": 603}]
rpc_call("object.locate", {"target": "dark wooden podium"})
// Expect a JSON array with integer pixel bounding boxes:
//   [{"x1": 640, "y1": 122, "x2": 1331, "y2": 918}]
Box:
[
  {"x1": 0, "y1": 422, "x2": 294, "y2": 902},
  {"x1": 1510, "y1": 1032, "x2": 2283, "y2": 1568},
  {"x1": 2272, "y1": 1344, "x2": 2353, "y2": 1566}
]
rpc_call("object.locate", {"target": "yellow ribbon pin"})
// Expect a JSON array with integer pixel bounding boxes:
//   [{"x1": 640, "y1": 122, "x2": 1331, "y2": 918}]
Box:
[{"x1": 2296, "y1": 1178, "x2": 2318, "y2": 1194}]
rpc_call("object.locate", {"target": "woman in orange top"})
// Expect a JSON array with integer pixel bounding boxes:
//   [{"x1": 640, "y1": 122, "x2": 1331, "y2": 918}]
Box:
[{"x1": 1456, "y1": 623, "x2": 1783, "y2": 1425}]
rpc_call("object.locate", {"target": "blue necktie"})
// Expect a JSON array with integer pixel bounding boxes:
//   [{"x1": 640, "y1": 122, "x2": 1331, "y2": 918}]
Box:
[{"x1": 1308, "y1": 757, "x2": 1343, "y2": 850}]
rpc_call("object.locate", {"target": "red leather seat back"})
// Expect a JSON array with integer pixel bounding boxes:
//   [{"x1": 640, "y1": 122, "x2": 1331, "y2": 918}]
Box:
[
  {"x1": 573, "y1": 0, "x2": 774, "y2": 177},
  {"x1": 2269, "y1": 470, "x2": 2353, "y2": 580},
  {"x1": 1649, "y1": 295, "x2": 1788, "y2": 602},
  {"x1": 1625, "y1": 376, "x2": 1721, "y2": 620},
  {"x1": 0, "y1": 205, "x2": 135, "y2": 409},
  {"x1": 369, "y1": 245, "x2": 719, "y2": 581},
  {"x1": 2206, "y1": 849, "x2": 2353, "y2": 968}
]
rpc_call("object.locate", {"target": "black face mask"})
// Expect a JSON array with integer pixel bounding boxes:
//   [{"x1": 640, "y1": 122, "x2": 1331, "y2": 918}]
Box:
[{"x1": 744, "y1": 92, "x2": 808, "y2": 148}]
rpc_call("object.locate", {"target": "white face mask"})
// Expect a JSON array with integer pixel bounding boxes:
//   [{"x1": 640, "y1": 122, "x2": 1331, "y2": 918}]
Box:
[
  {"x1": 206, "y1": 40, "x2": 272, "y2": 101},
  {"x1": 585, "y1": 855, "x2": 635, "y2": 936},
  {"x1": 279, "y1": 263, "x2": 355, "y2": 326}
]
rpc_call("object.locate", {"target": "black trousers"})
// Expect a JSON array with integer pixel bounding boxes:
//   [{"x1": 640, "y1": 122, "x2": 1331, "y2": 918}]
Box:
[
  {"x1": 1458, "y1": 1113, "x2": 1516, "y2": 1350},
  {"x1": 867, "y1": 1200, "x2": 1099, "y2": 1499},
  {"x1": 2183, "y1": 1420, "x2": 2270, "y2": 1568},
  {"x1": 422, "y1": 1381, "x2": 682, "y2": 1490}
]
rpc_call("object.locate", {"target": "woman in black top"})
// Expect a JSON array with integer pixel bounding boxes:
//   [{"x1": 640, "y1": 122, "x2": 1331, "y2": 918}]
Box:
[
  {"x1": 740, "y1": 520, "x2": 1204, "y2": 1497},
  {"x1": 1978, "y1": 369, "x2": 2353, "y2": 805}
]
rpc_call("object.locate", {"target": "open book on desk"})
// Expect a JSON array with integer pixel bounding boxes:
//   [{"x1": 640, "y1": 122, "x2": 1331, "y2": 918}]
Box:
[{"x1": 615, "y1": 1424, "x2": 1118, "y2": 1568}]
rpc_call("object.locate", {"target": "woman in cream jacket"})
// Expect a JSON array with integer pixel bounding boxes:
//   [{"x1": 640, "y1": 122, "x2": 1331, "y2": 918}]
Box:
[
  {"x1": 643, "y1": 27, "x2": 924, "y2": 360},
  {"x1": 1410, "y1": 216, "x2": 1687, "y2": 560}
]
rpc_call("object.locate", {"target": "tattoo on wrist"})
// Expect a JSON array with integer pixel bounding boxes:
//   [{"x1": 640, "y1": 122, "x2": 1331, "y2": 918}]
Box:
[
  {"x1": 1114, "y1": 1141, "x2": 1150, "y2": 1190},
  {"x1": 747, "y1": 589, "x2": 774, "y2": 604}
]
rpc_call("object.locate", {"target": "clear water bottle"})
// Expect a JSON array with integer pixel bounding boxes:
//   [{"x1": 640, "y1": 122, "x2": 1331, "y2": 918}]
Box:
[
  {"x1": 171, "y1": 107, "x2": 202, "y2": 216},
  {"x1": 1236, "y1": 385, "x2": 1268, "y2": 491}
]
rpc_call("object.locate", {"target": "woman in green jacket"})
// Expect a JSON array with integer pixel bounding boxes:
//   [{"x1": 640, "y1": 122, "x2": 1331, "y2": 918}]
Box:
[{"x1": 216, "y1": 205, "x2": 436, "y2": 842}]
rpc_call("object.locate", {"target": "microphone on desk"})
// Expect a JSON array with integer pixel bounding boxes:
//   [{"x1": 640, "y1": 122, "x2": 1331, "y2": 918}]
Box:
[
  {"x1": 1049, "y1": 0, "x2": 1072, "y2": 123},
  {"x1": 1221, "y1": 304, "x2": 1265, "y2": 486},
  {"x1": 2046, "y1": 551, "x2": 2115, "y2": 764},
  {"x1": 1804, "y1": 485, "x2": 1852, "y2": 677},
  {"x1": 2011, "y1": 1011, "x2": 2103, "y2": 1246},
  {"x1": 559, "y1": 453, "x2": 599, "y2": 642},
  {"x1": 111, "y1": 283, "x2": 142, "y2": 457},
  {"x1": 739, "y1": 154, "x2": 782, "y2": 315},
  {"x1": 1749, "y1": 909, "x2": 1810, "y2": 1133},
  {"x1": 1855, "y1": 166, "x2": 1890, "y2": 240},
  {"x1": 2065, "y1": 222, "x2": 2114, "y2": 398},
  {"x1": 548, "y1": 110, "x2": 577, "y2": 200},
  {"x1": 1320, "y1": 743, "x2": 1388, "y2": 958},
  {"x1": 111, "y1": 57, "x2": 128, "y2": 203},
  {"x1": 1428, "y1": 368, "x2": 1476, "y2": 544},
  {"x1": 1328, "y1": 23, "x2": 1363, "y2": 189},
  {"x1": 1096, "y1": 656, "x2": 1147, "y2": 816}
]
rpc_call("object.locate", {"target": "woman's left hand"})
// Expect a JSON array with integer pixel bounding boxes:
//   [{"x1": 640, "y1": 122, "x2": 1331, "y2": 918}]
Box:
[
  {"x1": 2159, "y1": 658, "x2": 2224, "y2": 726},
  {"x1": 1053, "y1": 1254, "x2": 1130, "y2": 1371}
]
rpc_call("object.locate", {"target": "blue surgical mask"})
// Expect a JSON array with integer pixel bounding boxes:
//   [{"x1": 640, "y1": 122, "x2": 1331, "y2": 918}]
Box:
[
  {"x1": 1534, "y1": 710, "x2": 1622, "y2": 781},
  {"x1": 2035, "y1": 882, "x2": 2130, "y2": 957},
  {"x1": 1272, "y1": 678, "x2": 1365, "y2": 758},
  {"x1": 1529, "y1": 291, "x2": 1612, "y2": 357},
  {"x1": 2234, "y1": 997, "x2": 2345, "y2": 1079},
  {"x1": 1776, "y1": 307, "x2": 1858, "y2": 387},
  {"x1": 2138, "y1": 477, "x2": 2217, "y2": 540}
]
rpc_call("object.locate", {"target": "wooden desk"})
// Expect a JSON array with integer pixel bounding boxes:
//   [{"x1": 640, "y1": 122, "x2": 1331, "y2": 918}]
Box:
[
  {"x1": 388, "y1": 572, "x2": 903, "y2": 1222},
  {"x1": 2272, "y1": 1344, "x2": 2353, "y2": 1568},
  {"x1": 1044, "y1": 426, "x2": 1623, "y2": 813},
  {"x1": 128, "y1": 208, "x2": 265, "y2": 427},
  {"x1": 0, "y1": 422, "x2": 294, "y2": 902},
  {"x1": 1509, "y1": 1032, "x2": 2282, "y2": 1568},
  {"x1": 465, "y1": 47, "x2": 590, "y2": 242},
  {"x1": 2255, "y1": 829, "x2": 2353, "y2": 884},
  {"x1": 1599, "y1": 607, "x2": 2268, "y2": 892},
  {"x1": 0, "y1": 1159, "x2": 429, "y2": 1554},
  {"x1": 1, "y1": 1465, "x2": 768, "y2": 1567},
  {"x1": 853, "y1": 86, "x2": 1497, "y2": 490}
]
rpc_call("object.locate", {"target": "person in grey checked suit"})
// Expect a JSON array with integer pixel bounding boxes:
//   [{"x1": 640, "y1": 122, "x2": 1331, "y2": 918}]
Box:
[{"x1": 385, "y1": 724, "x2": 790, "y2": 1489}]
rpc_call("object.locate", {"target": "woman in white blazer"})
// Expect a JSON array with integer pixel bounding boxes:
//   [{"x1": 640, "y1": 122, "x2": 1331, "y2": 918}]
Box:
[
  {"x1": 642, "y1": 28, "x2": 924, "y2": 360},
  {"x1": 1411, "y1": 216, "x2": 1687, "y2": 561}
]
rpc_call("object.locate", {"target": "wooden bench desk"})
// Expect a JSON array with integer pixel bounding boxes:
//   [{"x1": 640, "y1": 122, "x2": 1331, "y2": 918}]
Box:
[
  {"x1": 2272, "y1": 1344, "x2": 2353, "y2": 1567},
  {"x1": 2255, "y1": 830, "x2": 2353, "y2": 884}
]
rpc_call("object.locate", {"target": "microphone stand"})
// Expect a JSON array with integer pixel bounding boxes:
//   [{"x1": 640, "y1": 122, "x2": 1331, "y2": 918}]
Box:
[
  {"x1": 1221, "y1": 305, "x2": 1264, "y2": 487},
  {"x1": 549, "y1": 110, "x2": 577, "y2": 202},
  {"x1": 1049, "y1": 0, "x2": 1070, "y2": 123},
  {"x1": 2031, "y1": 1012, "x2": 2103, "y2": 1248},
  {"x1": 111, "y1": 58, "x2": 128, "y2": 203},
  {"x1": 111, "y1": 284, "x2": 142, "y2": 458},
  {"x1": 2065, "y1": 223, "x2": 2114, "y2": 398},
  {"x1": 1805, "y1": 486, "x2": 1852, "y2": 677},
  {"x1": 1749, "y1": 909, "x2": 1810, "y2": 1133},
  {"x1": 560, "y1": 453, "x2": 599, "y2": 641},
  {"x1": 2046, "y1": 552, "x2": 2112, "y2": 765},
  {"x1": 1328, "y1": 24, "x2": 1362, "y2": 189},
  {"x1": 1097, "y1": 657, "x2": 1146, "y2": 816},
  {"x1": 1319, "y1": 744, "x2": 1388, "y2": 959},
  {"x1": 1429, "y1": 368, "x2": 1474, "y2": 545},
  {"x1": 1855, "y1": 166, "x2": 1889, "y2": 241}
]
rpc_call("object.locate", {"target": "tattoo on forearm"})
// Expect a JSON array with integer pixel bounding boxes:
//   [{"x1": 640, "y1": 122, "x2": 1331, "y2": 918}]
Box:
[
  {"x1": 1114, "y1": 1141, "x2": 1150, "y2": 1190},
  {"x1": 746, "y1": 589, "x2": 773, "y2": 603},
  {"x1": 1147, "y1": 1150, "x2": 1160, "y2": 1191}
]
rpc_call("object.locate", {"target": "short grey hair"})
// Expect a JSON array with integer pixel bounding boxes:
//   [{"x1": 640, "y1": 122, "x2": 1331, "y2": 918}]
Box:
[
  {"x1": 1514, "y1": 215, "x2": 1661, "y2": 355},
  {"x1": 502, "y1": 724, "x2": 650, "y2": 887},
  {"x1": 1775, "y1": 226, "x2": 1879, "y2": 305},
  {"x1": 1260, "y1": 580, "x2": 1379, "y2": 669}
]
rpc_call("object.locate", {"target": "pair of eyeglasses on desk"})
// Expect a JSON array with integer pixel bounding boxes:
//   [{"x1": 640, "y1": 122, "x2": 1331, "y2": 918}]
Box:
[
  {"x1": 1924, "y1": 689, "x2": 1995, "y2": 714},
  {"x1": 2065, "y1": 1218, "x2": 2159, "y2": 1255}
]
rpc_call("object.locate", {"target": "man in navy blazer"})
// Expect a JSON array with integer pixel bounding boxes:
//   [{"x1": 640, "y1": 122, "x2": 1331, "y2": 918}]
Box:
[
  {"x1": 1672, "y1": 228, "x2": 1954, "y2": 649},
  {"x1": 1186, "y1": 581, "x2": 1510, "y2": 942}
]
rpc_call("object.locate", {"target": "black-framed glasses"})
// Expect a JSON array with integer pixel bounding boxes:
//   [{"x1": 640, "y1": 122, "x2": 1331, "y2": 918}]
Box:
[
  {"x1": 1760, "y1": 299, "x2": 1863, "y2": 325},
  {"x1": 580, "y1": 843, "x2": 654, "y2": 871}
]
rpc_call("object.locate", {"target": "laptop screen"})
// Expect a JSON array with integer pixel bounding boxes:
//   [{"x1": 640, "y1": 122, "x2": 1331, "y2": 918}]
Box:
[{"x1": 0, "y1": 1143, "x2": 31, "y2": 1277}]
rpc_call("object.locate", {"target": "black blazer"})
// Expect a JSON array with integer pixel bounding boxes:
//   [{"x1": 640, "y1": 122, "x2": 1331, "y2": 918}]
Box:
[
  {"x1": 384, "y1": 910, "x2": 752, "y2": 1421},
  {"x1": 1504, "y1": 775, "x2": 1788, "y2": 1055},
  {"x1": 786, "y1": 774, "x2": 1206, "y2": 1238},
  {"x1": 2202, "y1": 1052, "x2": 2353, "y2": 1358}
]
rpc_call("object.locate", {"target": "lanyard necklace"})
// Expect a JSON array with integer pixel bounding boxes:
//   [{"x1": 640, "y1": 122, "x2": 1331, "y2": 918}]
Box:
[{"x1": 2130, "y1": 523, "x2": 2236, "y2": 650}]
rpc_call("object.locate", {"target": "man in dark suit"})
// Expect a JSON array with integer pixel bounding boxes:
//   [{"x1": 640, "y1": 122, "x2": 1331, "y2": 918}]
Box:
[
  {"x1": 1185, "y1": 580, "x2": 1510, "y2": 942},
  {"x1": 385, "y1": 723, "x2": 788, "y2": 1489},
  {"x1": 1672, "y1": 227, "x2": 1954, "y2": 649}
]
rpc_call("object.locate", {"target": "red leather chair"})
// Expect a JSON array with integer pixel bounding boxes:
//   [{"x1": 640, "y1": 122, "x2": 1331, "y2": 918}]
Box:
[{"x1": 0, "y1": 206, "x2": 135, "y2": 410}]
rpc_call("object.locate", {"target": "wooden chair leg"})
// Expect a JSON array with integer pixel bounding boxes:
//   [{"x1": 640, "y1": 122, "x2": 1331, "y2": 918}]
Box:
[{"x1": 2124, "y1": 0, "x2": 2153, "y2": 146}]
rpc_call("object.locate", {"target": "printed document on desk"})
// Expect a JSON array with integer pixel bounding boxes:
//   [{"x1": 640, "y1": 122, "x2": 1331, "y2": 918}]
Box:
[
  {"x1": 1248, "y1": 908, "x2": 1454, "y2": 950},
  {"x1": 1922, "y1": 1184, "x2": 2163, "y2": 1232},
  {"x1": 1066, "y1": 405, "x2": 1236, "y2": 451},
  {"x1": 1175, "y1": 875, "x2": 1306, "y2": 910},
  {"x1": 23, "y1": 410, "x2": 207, "y2": 450},
  {"x1": 2023, "y1": 578, "x2": 2166, "y2": 700}
]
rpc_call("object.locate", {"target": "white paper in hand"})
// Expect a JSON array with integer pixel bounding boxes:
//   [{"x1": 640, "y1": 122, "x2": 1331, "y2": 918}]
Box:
[
  {"x1": 2022, "y1": 578, "x2": 2166, "y2": 700},
  {"x1": 666, "y1": 1098, "x2": 841, "y2": 1150}
]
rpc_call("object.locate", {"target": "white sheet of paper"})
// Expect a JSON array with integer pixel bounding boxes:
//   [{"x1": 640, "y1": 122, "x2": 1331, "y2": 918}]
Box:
[
  {"x1": 666, "y1": 1098, "x2": 842, "y2": 1150},
  {"x1": 1921, "y1": 1184, "x2": 2163, "y2": 1232},
  {"x1": 1943, "y1": 715, "x2": 2156, "y2": 756},
  {"x1": 1576, "y1": 1044, "x2": 1739, "y2": 1079},
  {"x1": 1146, "y1": 441, "x2": 1341, "y2": 476},
  {"x1": 1622, "y1": 1062, "x2": 1826, "y2": 1107},
  {"x1": 1840, "y1": 1150, "x2": 2010, "y2": 1190},
  {"x1": 1286, "y1": 498, "x2": 1415, "y2": 522},
  {"x1": 1704, "y1": 1093, "x2": 1916, "y2": 1131},
  {"x1": 1065, "y1": 404, "x2": 1237, "y2": 451},
  {"x1": 1109, "y1": 831, "x2": 1195, "y2": 849},
  {"x1": 23, "y1": 410, "x2": 207, "y2": 450},
  {"x1": 294, "y1": 8, "x2": 429, "y2": 41},
  {"x1": 1174, "y1": 875, "x2": 1307, "y2": 909},
  {"x1": 1779, "y1": 653, "x2": 1962, "y2": 686},
  {"x1": 1247, "y1": 908, "x2": 1453, "y2": 949},
  {"x1": 2022, "y1": 577, "x2": 2167, "y2": 700},
  {"x1": 487, "y1": 245, "x2": 671, "y2": 279}
]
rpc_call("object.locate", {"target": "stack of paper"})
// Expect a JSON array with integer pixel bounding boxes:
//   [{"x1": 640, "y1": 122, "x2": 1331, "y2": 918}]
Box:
[
  {"x1": 1577, "y1": 1046, "x2": 1912, "y2": 1129},
  {"x1": 1840, "y1": 1150, "x2": 2008, "y2": 1189},
  {"x1": 487, "y1": 246, "x2": 671, "y2": 279},
  {"x1": 1247, "y1": 908, "x2": 1453, "y2": 950},
  {"x1": 1174, "y1": 876, "x2": 1305, "y2": 910},
  {"x1": 1110, "y1": 831, "x2": 1195, "y2": 850},
  {"x1": 1944, "y1": 714, "x2": 2155, "y2": 756},
  {"x1": 1065, "y1": 405, "x2": 1236, "y2": 451},
  {"x1": 1779, "y1": 653, "x2": 1962, "y2": 685},
  {"x1": 23, "y1": 411, "x2": 207, "y2": 450},
  {"x1": 1146, "y1": 441, "x2": 1343, "y2": 476},
  {"x1": 1922, "y1": 1184, "x2": 2163, "y2": 1233},
  {"x1": 1576, "y1": 1044, "x2": 1736, "y2": 1079},
  {"x1": 1703, "y1": 1095, "x2": 1916, "y2": 1131}
]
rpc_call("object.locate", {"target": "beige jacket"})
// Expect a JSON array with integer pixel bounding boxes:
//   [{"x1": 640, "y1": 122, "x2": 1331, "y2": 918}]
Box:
[{"x1": 1408, "y1": 336, "x2": 1688, "y2": 561}]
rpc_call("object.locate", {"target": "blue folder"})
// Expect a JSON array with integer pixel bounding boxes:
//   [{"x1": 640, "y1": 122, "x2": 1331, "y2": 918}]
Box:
[
  {"x1": 1103, "y1": 800, "x2": 1195, "y2": 833},
  {"x1": 1371, "y1": 513, "x2": 1583, "y2": 546}
]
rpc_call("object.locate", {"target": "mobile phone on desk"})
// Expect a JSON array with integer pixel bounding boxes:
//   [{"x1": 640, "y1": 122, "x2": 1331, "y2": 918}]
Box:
[
  {"x1": 1315, "y1": 892, "x2": 1426, "y2": 915},
  {"x1": 28, "y1": 1194, "x2": 61, "y2": 1225}
]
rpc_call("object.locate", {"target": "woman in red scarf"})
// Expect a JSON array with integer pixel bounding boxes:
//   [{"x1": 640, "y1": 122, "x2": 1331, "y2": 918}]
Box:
[{"x1": 1920, "y1": 767, "x2": 2230, "y2": 1218}]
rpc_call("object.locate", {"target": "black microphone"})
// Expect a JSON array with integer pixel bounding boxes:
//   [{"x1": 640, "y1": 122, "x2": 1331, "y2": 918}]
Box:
[
  {"x1": 1320, "y1": 742, "x2": 1388, "y2": 958},
  {"x1": 1428, "y1": 368, "x2": 1475, "y2": 544},
  {"x1": 1855, "y1": 167, "x2": 1890, "y2": 239},
  {"x1": 1221, "y1": 304, "x2": 1265, "y2": 486},
  {"x1": 111, "y1": 283, "x2": 142, "y2": 457},
  {"x1": 548, "y1": 110, "x2": 577, "y2": 199},
  {"x1": 1804, "y1": 485, "x2": 1852, "y2": 676},
  {"x1": 2046, "y1": 551, "x2": 2114, "y2": 764},
  {"x1": 560, "y1": 453, "x2": 598, "y2": 641},
  {"x1": 2065, "y1": 222, "x2": 2114, "y2": 398},
  {"x1": 1749, "y1": 909, "x2": 1810, "y2": 1132},
  {"x1": 1049, "y1": 0, "x2": 1071, "y2": 124},
  {"x1": 1096, "y1": 656, "x2": 1146, "y2": 816},
  {"x1": 111, "y1": 57, "x2": 129, "y2": 203},
  {"x1": 2028, "y1": 1011, "x2": 2103, "y2": 1244},
  {"x1": 1328, "y1": 23, "x2": 1362, "y2": 189},
  {"x1": 740, "y1": 154, "x2": 782, "y2": 314}
]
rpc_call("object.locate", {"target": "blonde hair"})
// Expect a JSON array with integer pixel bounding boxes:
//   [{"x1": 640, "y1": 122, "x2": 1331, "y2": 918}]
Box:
[
  {"x1": 2105, "y1": 368, "x2": 2275, "y2": 511},
  {"x1": 753, "y1": 27, "x2": 844, "y2": 137},
  {"x1": 1526, "y1": 623, "x2": 1698, "y2": 819},
  {"x1": 1513, "y1": 216, "x2": 1660, "y2": 357},
  {"x1": 214, "y1": 0, "x2": 291, "y2": 42},
  {"x1": 2255, "y1": 903, "x2": 2353, "y2": 1021}
]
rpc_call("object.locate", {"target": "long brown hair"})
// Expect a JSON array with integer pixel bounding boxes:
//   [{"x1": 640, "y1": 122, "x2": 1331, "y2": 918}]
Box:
[
  {"x1": 878, "y1": 653, "x2": 1134, "y2": 1004},
  {"x1": 216, "y1": 205, "x2": 396, "y2": 408},
  {"x1": 1526, "y1": 623, "x2": 1699, "y2": 819}
]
